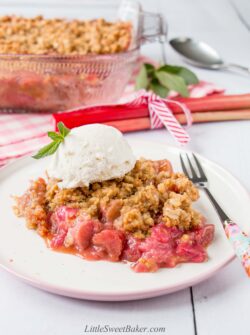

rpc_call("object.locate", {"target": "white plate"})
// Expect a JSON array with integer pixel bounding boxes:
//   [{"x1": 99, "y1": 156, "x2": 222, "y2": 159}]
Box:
[{"x1": 0, "y1": 140, "x2": 249, "y2": 301}]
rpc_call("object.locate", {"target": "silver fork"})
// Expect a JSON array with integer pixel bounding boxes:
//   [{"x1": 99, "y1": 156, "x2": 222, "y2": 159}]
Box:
[{"x1": 180, "y1": 153, "x2": 250, "y2": 277}]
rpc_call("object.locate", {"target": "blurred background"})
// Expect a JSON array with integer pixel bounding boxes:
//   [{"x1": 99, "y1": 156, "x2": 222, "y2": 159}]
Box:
[{"x1": 0, "y1": 0, "x2": 249, "y2": 91}]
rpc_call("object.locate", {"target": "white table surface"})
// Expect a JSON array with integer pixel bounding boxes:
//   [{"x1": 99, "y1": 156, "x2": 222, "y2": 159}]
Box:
[{"x1": 0, "y1": 0, "x2": 250, "y2": 334}]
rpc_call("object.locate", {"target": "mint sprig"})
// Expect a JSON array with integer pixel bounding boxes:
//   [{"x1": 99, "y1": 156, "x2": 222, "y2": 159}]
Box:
[
  {"x1": 135, "y1": 63, "x2": 199, "y2": 98},
  {"x1": 32, "y1": 122, "x2": 70, "y2": 159}
]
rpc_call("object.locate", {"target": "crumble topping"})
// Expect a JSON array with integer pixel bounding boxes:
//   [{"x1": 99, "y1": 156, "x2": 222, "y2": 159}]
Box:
[
  {"x1": 14, "y1": 159, "x2": 201, "y2": 238},
  {"x1": 0, "y1": 16, "x2": 132, "y2": 55}
]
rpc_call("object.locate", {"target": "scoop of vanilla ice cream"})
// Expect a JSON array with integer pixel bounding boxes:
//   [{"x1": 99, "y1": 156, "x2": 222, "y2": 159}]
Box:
[{"x1": 47, "y1": 124, "x2": 136, "y2": 189}]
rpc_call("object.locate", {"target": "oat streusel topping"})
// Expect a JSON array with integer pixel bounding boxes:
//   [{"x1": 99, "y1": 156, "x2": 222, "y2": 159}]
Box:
[
  {"x1": 0, "y1": 16, "x2": 132, "y2": 55},
  {"x1": 14, "y1": 159, "x2": 202, "y2": 238}
]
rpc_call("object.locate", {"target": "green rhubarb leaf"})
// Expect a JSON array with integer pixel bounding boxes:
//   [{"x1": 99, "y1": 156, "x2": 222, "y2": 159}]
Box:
[
  {"x1": 135, "y1": 64, "x2": 148, "y2": 90},
  {"x1": 158, "y1": 65, "x2": 199, "y2": 85},
  {"x1": 149, "y1": 79, "x2": 169, "y2": 98},
  {"x1": 177, "y1": 67, "x2": 199, "y2": 85},
  {"x1": 144, "y1": 63, "x2": 155, "y2": 76},
  {"x1": 155, "y1": 71, "x2": 189, "y2": 97},
  {"x1": 135, "y1": 61, "x2": 199, "y2": 96}
]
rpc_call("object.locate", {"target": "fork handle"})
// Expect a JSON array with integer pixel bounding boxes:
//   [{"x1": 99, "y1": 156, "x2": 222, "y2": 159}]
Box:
[
  {"x1": 203, "y1": 187, "x2": 230, "y2": 222},
  {"x1": 203, "y1": 187, "x2": 250, "y2": 276},
  {"x1": 225, "y1": 221, "x2": 250, "y2": 277}
]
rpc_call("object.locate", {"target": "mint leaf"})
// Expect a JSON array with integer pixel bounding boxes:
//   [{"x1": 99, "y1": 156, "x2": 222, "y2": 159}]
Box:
[
  {"x1": 155, "y1": 71, "x2": 189, "y2": 97},
  {"x1": 158, "y1": 65, "x2": 198, "y2": 85},
  {"x1": 149, "y1": 80, "x2": 169, "y2": 98},
  {"x1": 32, "y1": 141, "x2": 61, "y2": 159},
  {"x1": 135, "y1": 65, "x2": 148, "y2": 90},
  {"x1": 48, "y1": 131, "x2": 63, "y2": 141},
  {"x1": 58, "y1": 122, "x2": 70, "y2": 138},
  {"x1": 32, "y1": 122, "x2": 71, "y2": 160}
]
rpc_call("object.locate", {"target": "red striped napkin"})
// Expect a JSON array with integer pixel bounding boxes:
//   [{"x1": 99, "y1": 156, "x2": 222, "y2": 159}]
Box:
[{"x1": 0, "y1": 80, "x2": 223, "y2": 167}]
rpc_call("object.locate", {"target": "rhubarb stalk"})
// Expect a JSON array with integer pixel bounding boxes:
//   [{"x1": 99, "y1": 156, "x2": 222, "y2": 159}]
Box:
[
  {"x1": 53, "y1": 93, "x2": 250, "y2": 131},
  {"x1": 103, "y1": 109, "x2": 250, "y2": 133}
]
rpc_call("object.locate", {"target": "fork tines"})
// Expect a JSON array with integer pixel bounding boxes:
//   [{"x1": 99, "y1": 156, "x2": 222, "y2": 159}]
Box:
[{"x1": 180, "y1": 153, "x2": 207, "y2": 182}]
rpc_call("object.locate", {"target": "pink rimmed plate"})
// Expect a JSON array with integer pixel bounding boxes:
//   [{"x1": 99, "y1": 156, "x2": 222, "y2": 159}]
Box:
[{"x1": 0, "y1": 140, "x2": 248, "y2": 301}]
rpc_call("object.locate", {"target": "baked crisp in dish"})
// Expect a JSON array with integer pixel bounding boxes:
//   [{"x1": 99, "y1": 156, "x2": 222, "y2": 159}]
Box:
[
  {"x1": 0, "y1": 16, "x2": 132, "y2": 55},
  {"x1": 0, "y1": 16, "x2": 134, "y2": 112},
  {"x1": 14, "y1": 158, "x2": 214, "y2": 272}
]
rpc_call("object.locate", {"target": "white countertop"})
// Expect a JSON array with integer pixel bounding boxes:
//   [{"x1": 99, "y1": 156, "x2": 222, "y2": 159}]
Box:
[{"x1": 0, "y1": 1, "x2": 250, "y2": 334}]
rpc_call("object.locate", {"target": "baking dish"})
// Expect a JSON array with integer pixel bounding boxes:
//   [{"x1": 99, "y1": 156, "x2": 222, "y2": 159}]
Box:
[{"x1": 0, "y1": 0, "x2": 166, "y2": 113}]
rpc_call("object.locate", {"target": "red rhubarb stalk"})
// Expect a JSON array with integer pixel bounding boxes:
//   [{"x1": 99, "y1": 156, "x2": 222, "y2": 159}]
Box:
[
  {"x1": 53, "y1": 94, "x2": 250, "y2": 130},
  {"x1": 104, "y1": 109, "x2": 250, "y2": 133},
  {"x1": 172, "y1": 94, "x2": 250, "y2": 113}
]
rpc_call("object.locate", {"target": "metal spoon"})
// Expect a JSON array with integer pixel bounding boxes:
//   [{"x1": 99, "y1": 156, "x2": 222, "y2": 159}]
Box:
[{"x1": 170, "y1": 37, "x2": 250, "y2": 75}]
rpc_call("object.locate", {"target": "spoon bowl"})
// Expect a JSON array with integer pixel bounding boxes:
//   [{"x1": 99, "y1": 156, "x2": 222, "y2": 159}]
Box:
[
  {"x1": 170, "y1": 37, "x2": 224, "y2": 69},
  {"x1": 169, "y1": 37, "x2": 250, "y2": 75}
]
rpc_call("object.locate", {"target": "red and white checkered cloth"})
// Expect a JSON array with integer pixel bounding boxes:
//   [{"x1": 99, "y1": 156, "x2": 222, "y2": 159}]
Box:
[{"x1": 0, "y1": 80, "x2": 224, "y2": 167}]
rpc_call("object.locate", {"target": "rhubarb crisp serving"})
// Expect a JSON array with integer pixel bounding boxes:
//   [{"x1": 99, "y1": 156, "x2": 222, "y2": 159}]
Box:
[{"x1": 13, "y1": 124, "x2": 215, "y2": 272}]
